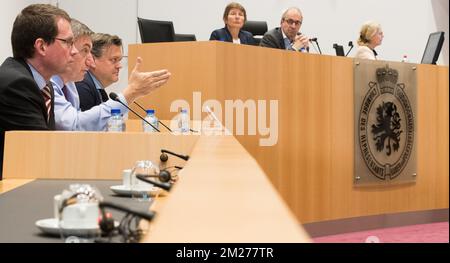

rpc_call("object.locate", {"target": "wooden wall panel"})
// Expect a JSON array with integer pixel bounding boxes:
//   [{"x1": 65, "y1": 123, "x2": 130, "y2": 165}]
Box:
[{"x1": 128, "y1": 42, "x2": 449, "y2": 223}]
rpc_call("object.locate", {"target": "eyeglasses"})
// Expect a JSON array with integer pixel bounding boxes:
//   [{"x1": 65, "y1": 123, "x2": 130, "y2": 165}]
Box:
[
  {"x1": 78, "y1": 47, "x2": 91, "y2": 57},
  {"x1": 283, "y1": 19, "x2": 302, "y2": 26},
  {"x1": 54, "y1": 37, "x2": 74, "y2": 48}
]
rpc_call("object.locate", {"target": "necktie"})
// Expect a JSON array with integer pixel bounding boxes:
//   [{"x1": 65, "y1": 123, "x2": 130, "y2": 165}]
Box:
[
  {"x1": 61, "y1": 85, "x2": 69, "y2": 101},
  {"x1": 41, "y1": 83, "x2": 52, "y2": 123},
  {"x1": 99, "y1": 89, "x2": 108, "y2": 102}
]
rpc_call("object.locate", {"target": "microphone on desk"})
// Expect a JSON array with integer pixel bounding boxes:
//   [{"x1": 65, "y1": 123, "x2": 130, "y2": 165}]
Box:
[
  {"x1": 309, "y1": 37, "x2": 322, "y2": 54},
  {"x1": 109, "y1": 92, "x2": 160, "y2": 132},
  {"x1": 99, "y1": 201, "x2": 155, "y2": 221},
  {"x1": 345, "y1": 41, "x2": 354, "y2": 57},
  {"x1": 159, "y1": 149, "x2": 190, "y2": 162},
  {"x1": 136, "y1": 174, "x2": 172, "y2": 192},
  {"x1": 97, "y1": 201, "x2": 156, "y2": 242},
  {"x1": 132, "y1": 100, "x2": 173, "y2": 132}
]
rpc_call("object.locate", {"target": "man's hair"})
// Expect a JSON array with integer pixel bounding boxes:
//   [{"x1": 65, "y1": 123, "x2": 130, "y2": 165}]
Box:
[
  {"x1": 71, "y1": 18, "x2": 94, "y2": 41},
  {"x1": 223, "y1": 2, "x2": 247, "y2": 23},
  {"x1": 11, "y1": 4, "x2": 70, "y2": 59},
  {"x1": 281, "y1": 7, "x2": 302, "y2": 21},
  {"x1": 90, "y1": 33, "x2": 123, "y2": 58}
]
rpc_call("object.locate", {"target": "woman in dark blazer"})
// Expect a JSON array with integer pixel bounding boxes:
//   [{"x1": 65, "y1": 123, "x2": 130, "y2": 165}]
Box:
[{"x1": 209, "y1": 2, "x2": 255, "y2": 45}]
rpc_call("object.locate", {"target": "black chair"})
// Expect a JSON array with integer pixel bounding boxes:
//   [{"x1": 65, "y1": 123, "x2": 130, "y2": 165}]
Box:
[
  {"x1": 242, "y1": 20, "x2": 268, "y2": 45},
  {"x1": 137, "y1": 17, "x2": 175, "y2": 43},
  {"x1": 175, "y1": 33, "x2": 196, "y2": 42}
]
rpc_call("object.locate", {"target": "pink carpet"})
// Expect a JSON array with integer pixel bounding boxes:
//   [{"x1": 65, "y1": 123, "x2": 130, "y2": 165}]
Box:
[{"x1": 313, "y1": 222, "x2": 449, "y2": 243}]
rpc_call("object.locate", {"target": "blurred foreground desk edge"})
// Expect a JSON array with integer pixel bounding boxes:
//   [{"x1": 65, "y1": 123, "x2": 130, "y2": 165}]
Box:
[
  {"x1": 144, "y1": 135, "x2": 310, "y2": 242},
  {"x1": 1, "y1": 131, "x2": 310, "y2": 242}
]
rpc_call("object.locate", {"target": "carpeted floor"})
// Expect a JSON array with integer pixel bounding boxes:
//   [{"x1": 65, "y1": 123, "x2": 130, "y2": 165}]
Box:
[{"x1": 313, "y1": 222, "x2": 449, "y2": 243}]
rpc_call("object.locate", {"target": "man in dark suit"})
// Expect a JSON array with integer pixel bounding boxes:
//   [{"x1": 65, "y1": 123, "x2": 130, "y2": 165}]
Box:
[
  {"x1": 76, "y1": 33, "x2": 171, "y2": 113},
  {"x1": 260, "y1": 7, "x2": 310, "y2": 52},
  {"x1": 0, "y1": 4, "x2": 77, "y2": 179},
  {"x1": 76, "y1": 33, "x2": 123, "y2": 112}
]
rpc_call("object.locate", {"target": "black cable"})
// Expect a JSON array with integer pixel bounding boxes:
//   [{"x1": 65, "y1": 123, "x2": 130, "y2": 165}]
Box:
[{"x1": 99, "y1": 201, "x2": 155, "y2": 221}]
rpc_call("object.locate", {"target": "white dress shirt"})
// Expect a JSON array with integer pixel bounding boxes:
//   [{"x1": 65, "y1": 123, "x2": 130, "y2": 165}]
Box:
[
  {"x1": 51, "y1": 75, "x2": 128, "y2": 131},
  {"x1": 354, "y1": 45, "x2": 378, "y2": 60}
]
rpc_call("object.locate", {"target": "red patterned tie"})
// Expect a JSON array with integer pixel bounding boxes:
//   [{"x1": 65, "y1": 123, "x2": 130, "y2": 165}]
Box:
[{"x1": 41, "y1": 83, "x2": 52, "y2": 123}]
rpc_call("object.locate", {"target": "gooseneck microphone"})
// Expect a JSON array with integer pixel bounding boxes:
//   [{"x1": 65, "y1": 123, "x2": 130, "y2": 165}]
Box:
[
  {"x1": 136, "y1": 174, "x2": 172, "y2": 191},
  {"x1": 109, "y1": 92, "x2": 160, "y2": 132},
  {"x1": 99, "y1": 201, "x2": 155, "y2": 221},
  {"x1": 132, "y1": 100, "x2": 173, "y2": 132},
  {"x1": 97, "y1": 201, "x2": 156, "y2": 242},
  {"x1": 345, "y1": 41, "x2": 354, "y2": 57},
  {"x1": 160, "y1": 149, "x2": 190, "y2": 162},
  {"x1": 310, "y1": 37, "x2": 322, "y2": 54}
]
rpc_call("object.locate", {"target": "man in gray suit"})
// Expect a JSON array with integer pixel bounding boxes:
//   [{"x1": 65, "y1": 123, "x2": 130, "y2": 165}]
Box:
[{"x1": 260, "y1": 7, "x2": 310, "y2": 52}]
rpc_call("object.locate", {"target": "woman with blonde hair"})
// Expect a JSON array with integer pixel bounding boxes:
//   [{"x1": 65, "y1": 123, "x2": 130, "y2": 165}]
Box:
[{"x1": 355, "y1": 21, "x2": 384, "y2": 60}]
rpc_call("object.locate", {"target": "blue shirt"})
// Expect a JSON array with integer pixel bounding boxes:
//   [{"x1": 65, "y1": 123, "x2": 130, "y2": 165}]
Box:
[
  {"x1": 51, "y1": 75, "x2": 128, "y2": 131},
  {"x1": 27, "y1": 63, "x2": 47, "y2": 90},
  {"x1": 90, "y1": 71, "x2": 104, "y2": 92}
]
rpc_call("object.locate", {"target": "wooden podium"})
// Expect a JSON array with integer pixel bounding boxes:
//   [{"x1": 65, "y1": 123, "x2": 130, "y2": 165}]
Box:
[{"x1": 128, "y1": 41, "x2": 449, "y2": 223}]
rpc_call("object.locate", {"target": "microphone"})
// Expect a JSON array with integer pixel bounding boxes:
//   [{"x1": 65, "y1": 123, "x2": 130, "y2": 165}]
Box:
[
  {"x1": 160, "y1": 149, "x2": 190, "y2": 161},
  {"x1": 99, "y1": 201, "x2": 155, "y2": 221},
  {"x1": 132, "y1": 100, "x2": 173, "y2": 132},
  {"x1": 136, "y1": 174, "x2": 172, "y2": 191},
  {"x1": 109, "y1": 92, "x2": 160, "y2": 132},
  {"x1": 345, "y1": 41, "x2": 354, "y2": 57},
  {"x1": 309, "y1": 37, "x2": 322, "y2": 54},
  {"x1": 97, "y1": 200, "x2": 156, "y2": 242}
]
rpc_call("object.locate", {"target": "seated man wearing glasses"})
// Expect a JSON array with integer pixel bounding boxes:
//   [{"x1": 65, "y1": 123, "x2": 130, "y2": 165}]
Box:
[
  {"x1": 260, "y1": 7, "x2": 310, "y2": 52},
  {"x1": 75, "y1": 33, "x2": 168, "y2": 112},
  {"x1": 0, "y1": 4, "x2": 77, "y2": 179},
  {"x1": 52, "y1": 23, "x2": 170, "y2": 131}
]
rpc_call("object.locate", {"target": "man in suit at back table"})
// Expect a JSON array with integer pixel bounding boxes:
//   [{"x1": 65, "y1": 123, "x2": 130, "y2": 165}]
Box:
[
  {"x1": 76, "y1": 33, "x2": 123, "y2": 111},
  {"x1": 0, "y1": 4, "x2": 78, "y2": 179},
  {"x1": 260, "y1": 7, "x2": 310, "y2": 52}
]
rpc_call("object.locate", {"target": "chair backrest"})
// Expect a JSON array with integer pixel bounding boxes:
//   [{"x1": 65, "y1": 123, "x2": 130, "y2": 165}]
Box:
[
  {"x1": 242, "y1": 20, "x2": 268, "y2": 46},
  {"x1": 175, "y1": 33, "x2": 196, "y2": 42},
  {"x1": 137, "y1": 17, "x2": 175, "y2": 43},
  {"x1": 242, "y1": 21, "x2": 268, "y2": 36}
]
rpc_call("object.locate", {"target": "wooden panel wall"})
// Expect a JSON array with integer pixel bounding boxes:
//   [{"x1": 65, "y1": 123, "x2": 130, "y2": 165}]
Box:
[
  {"x1": 128, "y1": 42, "x2": 449, "y2": 223},
  {"x1": 3, "y1": 132, "x2": 198, "y2": 180}
]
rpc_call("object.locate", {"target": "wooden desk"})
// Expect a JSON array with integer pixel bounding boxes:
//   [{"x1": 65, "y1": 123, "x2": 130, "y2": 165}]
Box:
[
  {"x1": 144, "y1": 135, "x2": 310, "y2": 242},
  {"x1": 2, "y1": 131, "x2": 197, "y2": 180},
  {"x1": 2, "y1": 131, "x2": 309, "y2": 242},
  {"x1": 0, "y1": 179, "x2": 34, "y2": 194}
]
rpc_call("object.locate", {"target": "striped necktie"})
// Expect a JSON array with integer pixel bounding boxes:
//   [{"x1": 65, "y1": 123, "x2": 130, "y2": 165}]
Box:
[
  {"x1": 41, "y1": 83, "x2": 52, "y2": 123},
  {"x1": 99, "y1": 89, "x2": 109, "y2": 102}
]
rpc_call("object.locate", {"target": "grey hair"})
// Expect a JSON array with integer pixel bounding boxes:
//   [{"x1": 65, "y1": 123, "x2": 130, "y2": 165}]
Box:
[
  {"x1": 70, "y1": 18, "x2": 93, "y2": 40},
  {"x1": 281, "y1": 7, "x2": 302, "y2": 20}
]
